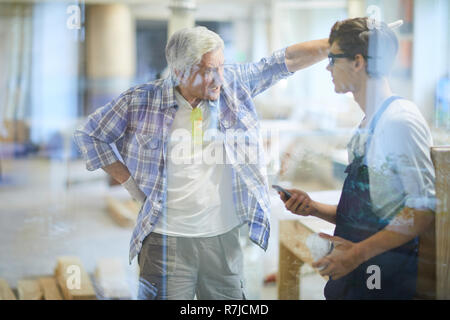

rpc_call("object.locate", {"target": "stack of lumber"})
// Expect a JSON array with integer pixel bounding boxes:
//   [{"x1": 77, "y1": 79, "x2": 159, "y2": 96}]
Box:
[
  {"x1": 17, "y1": 279, "x2": 43, "y2": 300},
  {"x1": 1, "y1": 255, "x2": 133, "y2": 300},
  {"x1": 0, "y1": 278, "x2": 16, "y2": 300},
  {"x1": 1, "y1": 277, "x2": 64, "y2": 300},
  {"x1": 39, "y1": 277, "x2": 63, "y2": 300},
  {"x1": 54, "y1": 256, "x2": 96, "y2": 300}
]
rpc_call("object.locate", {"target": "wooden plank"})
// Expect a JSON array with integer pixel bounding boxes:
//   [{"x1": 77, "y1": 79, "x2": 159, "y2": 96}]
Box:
[
  {"x1": 278, "y1": 219, "x2": 332, "y2": 300},
  {"x1": 416, "y1": 223, "x2": 436, "y2": 299},
  {"x1": 278, "y1": 242, "x2": 302, "y2": 300},
  {"x1": 17, "y1": 279, "x2": 43, "y2": 300},
  {"x1": 279, "y1": 219, "x2": 318, "y2": 266},
  {"x1": 39, "y1": 277, "x2": 63, "y2": 300},
  {"x1": 105, "y1": 196, "x2": 139, "y2": 228},
  {"x1": 431, "y1": 146, "x2": 450, "y2": 299},
  {"x1": 95, "y1": 258, "x2": 131, "y2": 299},
  {"x1": 54, "y1": 256, "x2": 97, "y2": 300},
  {"x1": 0, "y1": 278, "x2": 16, "y2": 300},
  {"x1": 293, "y1": 215, "x2": 335, "y2": 235}
]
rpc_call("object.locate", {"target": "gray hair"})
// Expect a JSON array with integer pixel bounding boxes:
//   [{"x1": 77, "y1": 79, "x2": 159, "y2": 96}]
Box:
[{"x1": 165, "y1": 26, "x2": 224, "y2": 84}]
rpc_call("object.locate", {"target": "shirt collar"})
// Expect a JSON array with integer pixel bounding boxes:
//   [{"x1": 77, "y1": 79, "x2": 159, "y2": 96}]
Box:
[
  {"x1": 160, "y1": 77, "x2": 178, "y2": 110},
  {"x1": 160, "y1": 77, "x2": 218, "y2": 110},
  {"x1": 174, "y1": 88, "x2": 208, "y2": 111}
]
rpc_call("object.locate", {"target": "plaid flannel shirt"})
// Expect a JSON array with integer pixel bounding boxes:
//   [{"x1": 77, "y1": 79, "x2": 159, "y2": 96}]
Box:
[{"x1": 74, "y1": 48, "x2": 293, "y2": 263}]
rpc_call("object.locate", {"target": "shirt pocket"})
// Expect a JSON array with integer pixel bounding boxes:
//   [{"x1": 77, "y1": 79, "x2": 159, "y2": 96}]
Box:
[
  {"x1": 136, "y1": 133, "x2": 162, "y2": 161},
  {"x1": 136, "y1": 133, "x2": 160, "y2": 148}
]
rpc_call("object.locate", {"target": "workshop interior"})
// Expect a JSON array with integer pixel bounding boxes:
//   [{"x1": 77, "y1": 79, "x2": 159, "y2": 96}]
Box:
[{"x1": 0, "y1": 0, "x2": 449, "y2": 300}]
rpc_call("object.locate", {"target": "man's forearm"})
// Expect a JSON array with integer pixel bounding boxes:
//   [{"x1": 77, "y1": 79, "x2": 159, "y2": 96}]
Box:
[
  {"x1": 102, "y1": 161, "x2": 131, "y2": 184},
  {"x1": 355, "y1": 207, "x2": 435, "y2": 263},
  {"x1": 285, "y1": 38, "x2": 329, "y2": 72},
  {"x1": 311, "y1": 202, "x2": 337, "y2": 224},
  {"x1": 103, "y1": 161, "x2": 146, "y2": 204}
]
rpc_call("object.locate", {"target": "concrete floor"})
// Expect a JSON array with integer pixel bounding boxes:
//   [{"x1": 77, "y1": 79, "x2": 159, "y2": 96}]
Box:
[
  {"x1": 0, "y1": 158, "x2": 140, "y2": 297},
  {"x1": 0, "y1": 158, "x2": 331, "y2": 299}
]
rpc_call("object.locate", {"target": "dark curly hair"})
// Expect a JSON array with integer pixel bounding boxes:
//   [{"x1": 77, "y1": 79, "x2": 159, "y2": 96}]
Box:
[{"x1": 329, "y1": 17, "x2": 399, "y2": 77}]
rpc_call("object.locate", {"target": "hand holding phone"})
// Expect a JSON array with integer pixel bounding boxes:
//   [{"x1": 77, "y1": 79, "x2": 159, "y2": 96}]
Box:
[
  {"x1": 273, "y1": 186, "x2": 313, "y2": 217},
  {"x1": 272, "y1": 185, "x2": 292, "y2": 201}
]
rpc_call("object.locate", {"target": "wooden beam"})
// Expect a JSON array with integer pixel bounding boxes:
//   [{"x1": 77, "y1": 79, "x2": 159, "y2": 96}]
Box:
[
  {"x1": 279, "y1": 219, "x2": 316, "y2": 265},
  {"x1": 278, "y1": 242, "x2": 302, "y2": 300},
  {"x1": 416, "y1": 222, "x2": 436, "y2": 299},
  {"x1": 278, "y1": 219, "x2": 332, "y2": 299},
  {"x1": 431, "y1": 146, "x2": 450, "y2": 299},
  {"x1": 39, "y1": 277, "x2": 63, "y2": 300},
  {"x1": 17, "y1": 279, "x2": 43, "y2": 300},
  {"x1": 0, "y1": 278, "x2": 16, "y2": 300},
  {"x1": 55, "y1": 256, "x2": 97, "y2": 300}
]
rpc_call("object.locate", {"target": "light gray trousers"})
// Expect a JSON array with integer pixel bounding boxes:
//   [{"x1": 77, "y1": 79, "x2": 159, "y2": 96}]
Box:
[{"x1": 137, "y1": 226, "x2": 247, "y2": 300}]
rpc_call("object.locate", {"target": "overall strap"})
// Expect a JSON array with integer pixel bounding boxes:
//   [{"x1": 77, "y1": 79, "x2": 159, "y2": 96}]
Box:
[{"x1": 364, "y1": 96, "x2": 403, "y2": 159}]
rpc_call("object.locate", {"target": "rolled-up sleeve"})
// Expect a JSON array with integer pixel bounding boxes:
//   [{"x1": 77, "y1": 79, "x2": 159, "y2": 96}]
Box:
[
  {"x1": 74, "y1": 93, "x2": 130, "y2": 171},
  {"x1": 238, "y1": 48, "x2": 294, "y2": 97}
]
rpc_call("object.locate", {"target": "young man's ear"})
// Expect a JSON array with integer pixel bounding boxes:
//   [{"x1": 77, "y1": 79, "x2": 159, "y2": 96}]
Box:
[{"x1": 353, "y1": 54, "x2": 366, "y2": 72}]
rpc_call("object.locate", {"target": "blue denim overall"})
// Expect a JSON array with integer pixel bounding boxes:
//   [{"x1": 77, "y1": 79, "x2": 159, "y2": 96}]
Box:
[{"x1": 324, "y1": 96, "x2": 419, "y2": 300}]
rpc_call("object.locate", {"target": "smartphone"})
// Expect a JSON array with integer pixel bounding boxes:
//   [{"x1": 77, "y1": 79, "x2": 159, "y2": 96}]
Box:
[{"x1": 272, "y1": 185, "x2": 292, "y2": 201}]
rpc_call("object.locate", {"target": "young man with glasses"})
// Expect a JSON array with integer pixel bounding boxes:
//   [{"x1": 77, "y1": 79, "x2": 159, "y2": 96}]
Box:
[{"x1": 279, "y1": 17, "x2": 436, "y2": 299}]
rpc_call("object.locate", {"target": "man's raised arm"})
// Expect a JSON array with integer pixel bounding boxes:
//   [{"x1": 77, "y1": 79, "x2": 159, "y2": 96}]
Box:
[{"x1": 285, "y1": 38, "x2": 329, "y2": 72}]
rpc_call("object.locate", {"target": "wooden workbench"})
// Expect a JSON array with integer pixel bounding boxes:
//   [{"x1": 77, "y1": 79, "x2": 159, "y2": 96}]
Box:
[{"x1": 278, "y1": 216, "x2": 335, "y2": 300}]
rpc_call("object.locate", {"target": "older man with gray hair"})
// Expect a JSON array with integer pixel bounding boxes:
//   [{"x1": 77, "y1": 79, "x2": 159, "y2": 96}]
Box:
[{"x1": 74, "y1": 26, "x2": 328, "y2": 300}]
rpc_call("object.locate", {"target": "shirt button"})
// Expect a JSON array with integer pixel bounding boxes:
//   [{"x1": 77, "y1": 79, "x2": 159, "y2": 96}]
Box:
[{"x1": 150, "y1": 138, "x2": 159, "y2": 148}]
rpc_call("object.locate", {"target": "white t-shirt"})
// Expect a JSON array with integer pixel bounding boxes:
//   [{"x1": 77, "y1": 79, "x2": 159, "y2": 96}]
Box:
[
  {"x1": 347, "y1": 98, "x2": 436, "y2": 221},
  {"x1": 152, "y1": 90, "x2": 240, "y2": 237}
]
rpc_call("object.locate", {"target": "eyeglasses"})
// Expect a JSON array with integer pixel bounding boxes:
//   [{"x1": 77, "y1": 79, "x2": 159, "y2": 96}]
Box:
[
  {"x1": 328, "y1": 53, "x2": 372, "y2": 66},
  {"x1": 327, "y1": 53, "x2": 354, "y2": 66}
]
